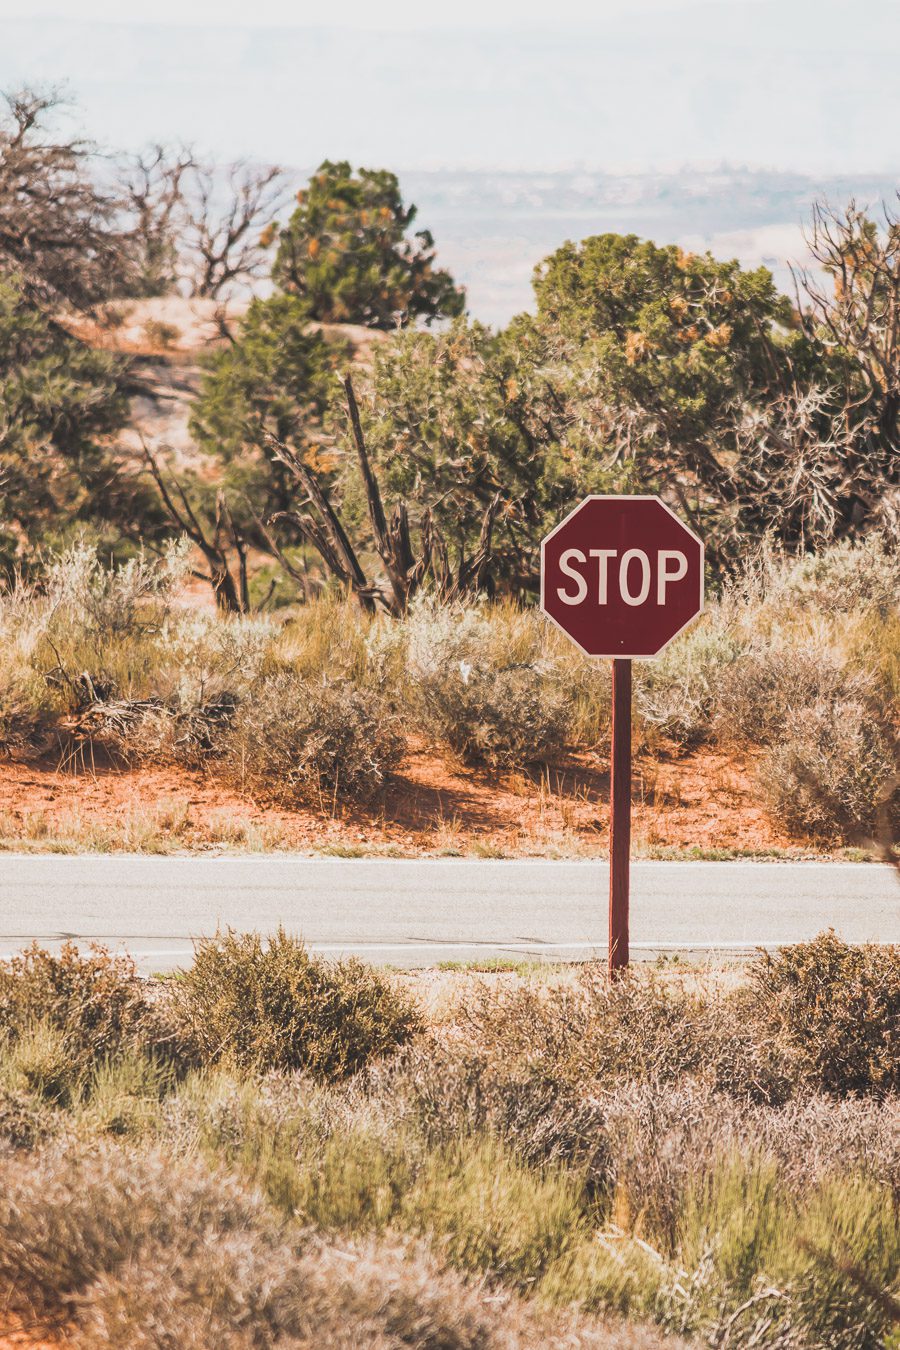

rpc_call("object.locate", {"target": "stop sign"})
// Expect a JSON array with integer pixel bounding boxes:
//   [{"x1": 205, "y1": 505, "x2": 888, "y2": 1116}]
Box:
[{"x1": 541, "y1": 495, "x2": 704, "y2": 658}]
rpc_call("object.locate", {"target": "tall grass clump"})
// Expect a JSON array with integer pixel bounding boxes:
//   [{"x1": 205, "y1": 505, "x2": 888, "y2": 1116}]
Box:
[
  {"x1": 403, "y1": 1134, "x2": 589, "y2": 1287},
  {"x1": 669, "y1": 1157, "x2": 900, "y2": 1349},
  {"x1": 170, "y1": 928, "x2": 422, "y2": 1078}
]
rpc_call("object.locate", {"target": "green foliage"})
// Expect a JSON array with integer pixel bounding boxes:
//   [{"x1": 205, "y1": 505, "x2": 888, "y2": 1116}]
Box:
[
  {"x1": 533, "y1": 234, "x2": 807, "y2": 430},
  {"x1": 0, "y1": 273, "x2": 147, "y2": 569},
  {"x1": 188, "y1": 292, "x2": 341, "y2": 549},
  {"x1": 171, "y1": 928, "x2": 422, "y2": 1078},
  {"x1": 748, "y1": 933, "x2": 900, "y2": 1095},
  {"x1": 191, "y1": 292, "x2": 338, "y2": 461},
  {"x1": 273, "y1": 159, "x2": 465, "y2": 328},
  {"x1": 0, "y1": 941, "x2": 171, "y2": 1079},
  {"x1": 357, "y1": 317, "x2": 620, "y2": 590}
]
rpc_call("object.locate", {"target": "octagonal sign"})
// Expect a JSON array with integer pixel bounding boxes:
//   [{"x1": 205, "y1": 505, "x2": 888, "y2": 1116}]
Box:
[{"x1": 541, "y1": 496, "x2": 704, "y2": 658}]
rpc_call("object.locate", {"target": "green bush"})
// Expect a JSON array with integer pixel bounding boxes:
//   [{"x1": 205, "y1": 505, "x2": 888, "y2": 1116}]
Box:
[
  {"x1": 747, "y1": 933, "x2": 900, "y2": 1095},
  {"x1": 0, "y1": 941, "x2": 175, "y2": 1077},
  {"x1": 221, "y1": 672, "x2": 405, "y2": 806},
  {"x1": 170, "y1": 928, "x2": 422, "y2": 1079},
  {"x1": 759, "y1": 700, "x2": 896, "y2": 841}
]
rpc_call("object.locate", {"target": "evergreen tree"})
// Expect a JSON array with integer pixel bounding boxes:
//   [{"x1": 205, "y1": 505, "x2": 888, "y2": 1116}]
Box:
[{"x1": 273, "y1": 160, "x2": 465, "y2": 329}]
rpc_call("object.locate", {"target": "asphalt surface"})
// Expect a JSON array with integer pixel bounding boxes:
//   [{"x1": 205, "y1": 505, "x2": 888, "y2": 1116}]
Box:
[{"x1": 0, "y1": 856, "x2": 896, "y2": 971}]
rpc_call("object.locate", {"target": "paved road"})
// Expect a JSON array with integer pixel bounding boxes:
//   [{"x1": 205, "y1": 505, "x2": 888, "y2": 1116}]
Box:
[{"x1": 0, "y1": 856, "x2": 896, "y2": 971}]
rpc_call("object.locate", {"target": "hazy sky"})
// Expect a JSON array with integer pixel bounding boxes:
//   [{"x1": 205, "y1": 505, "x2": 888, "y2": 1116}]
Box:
[
  {"x1": 0, "y1": 0, "x2": 770, "y2": 28},
  {"x1": 2, "y1": 1, "x2": 897, "y2": 172}
]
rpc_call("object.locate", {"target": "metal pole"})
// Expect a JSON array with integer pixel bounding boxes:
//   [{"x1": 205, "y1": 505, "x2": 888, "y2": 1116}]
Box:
[{"x1": 609, "y1": 657, "x2": 631, "y2": 976}]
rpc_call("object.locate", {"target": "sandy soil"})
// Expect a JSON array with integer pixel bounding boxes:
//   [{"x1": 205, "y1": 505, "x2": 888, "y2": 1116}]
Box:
[
  {"x1": 69, "y1": 296, "x2": 386, "y2": 361},
  {"x1": 0, "y1": 740, "x2": 820, "y2": 857}
]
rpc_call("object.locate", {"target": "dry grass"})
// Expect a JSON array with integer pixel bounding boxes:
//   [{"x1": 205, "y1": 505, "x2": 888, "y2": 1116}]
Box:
[
  {"x1": 0, "y1": 538, "x2": 896, "y2": 847},
  {"x1": 0, "y1": 936, "x2": 896, "y2": 1348},
  {"x1": 0, "y1": 1145, "x2": 685, "y2": 1349}
]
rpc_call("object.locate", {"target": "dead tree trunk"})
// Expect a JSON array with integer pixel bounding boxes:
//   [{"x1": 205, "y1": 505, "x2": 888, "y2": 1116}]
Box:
[
  {"x1": 264, "y1": 375, "x2": 500, "y2": 615},
  {"x1": 144, "y1": 446, "x2": 247, "y2": 613}
]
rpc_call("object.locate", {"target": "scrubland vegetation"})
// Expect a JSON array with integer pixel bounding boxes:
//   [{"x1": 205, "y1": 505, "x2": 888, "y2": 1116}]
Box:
[
  {"x1": 1, "y1": 68, "x2": 899, "y2": 1350},
  {"x1": 0, "y1": 535, "x2": 895, "y2": 850},
  {"x1": 0, "y1": 88, "x2": 897, "y2": 855},
  {"x1": 0, "y1": 931, "x2": 896, "y2": 1347}
]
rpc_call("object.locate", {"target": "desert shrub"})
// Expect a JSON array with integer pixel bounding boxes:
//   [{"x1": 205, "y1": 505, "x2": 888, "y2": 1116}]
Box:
[
  {"x1": 778, "y1": 533, "x2": 900, "y2": 615},
  {"x1": 0, "y1": 582, "x2": 63, "y2": 748},
  {"x1": 451, "y1": 966, "x2": 796, "y2": 1105},
  {"x1": 635, "y1": 624, "x2": 743, "y2": 745},
  {"x1": 590, "y1": 1080, "x2": 900, "y2": 1255},
  {"x1": 759, "y1": 700, "x2": 897, "y2": 841},
  {"x1": 391, "y1": 599, "x2": 573, "y2": 767},
  {"x1": 747, "y1": 933, "x2": 900, "y2": 1095},
  {"x1": 384, "y1": 1043, "x2": 613, "y2": 1181},
  {"x1": 221, "y1": 672, "x2": 404, "y2": 805},
  {"x1": 0, "y1": 941, "x2": 176, "y2": 1077},
  {"x1": 713, "y1": 644, "x2": 872, "y2": 745},
  {"x1": 169, "y1": 929, "x2": 422, "y2": 1079},
  {"x1": 415, "y1": 660, "x2": 569, "y2": 768},
  {"x1": 43, "y1": 539, "x2": 190, "y2": 639},
  {"x1": 0, "y1": 1142, "x2": 680, "y2": 1349},
  {"x1": 0, "y1": 1143, "x2": 281, "y2": 1326},
  {"x1": 142, "y1": 317, "x2": 180, "y2": 348},
  {"x1": 0, "y1": 1083, "x2": 57, "y2": 1147}
]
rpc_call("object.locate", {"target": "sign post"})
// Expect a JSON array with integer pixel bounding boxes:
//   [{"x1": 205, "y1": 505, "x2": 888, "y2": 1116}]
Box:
[{"x1": 540, "y1": 496, "x2": 704, "y2": 976}]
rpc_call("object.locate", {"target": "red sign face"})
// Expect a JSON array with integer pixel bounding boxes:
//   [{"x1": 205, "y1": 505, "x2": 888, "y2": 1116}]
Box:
[{"x1": 541, "y1": 496, "x2": 704, "y2": 658}]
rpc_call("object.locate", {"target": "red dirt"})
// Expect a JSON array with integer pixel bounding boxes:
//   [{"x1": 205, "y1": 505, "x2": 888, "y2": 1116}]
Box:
[
  {"x1": 0, "y1": 1324, "x2": 64, "y2": 1349},
  {"x1": 0, "y1": 740, "x2": 813, "y2": 857}
]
